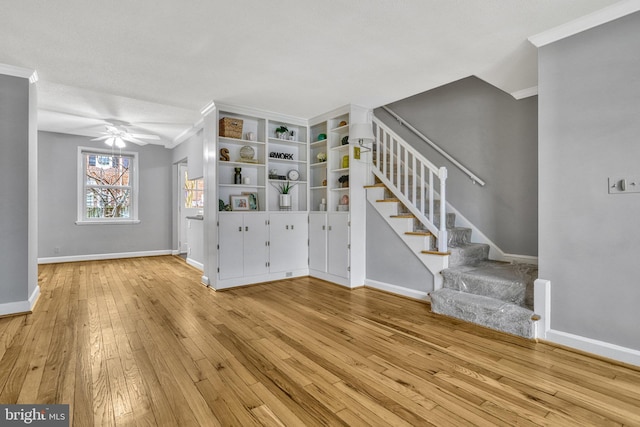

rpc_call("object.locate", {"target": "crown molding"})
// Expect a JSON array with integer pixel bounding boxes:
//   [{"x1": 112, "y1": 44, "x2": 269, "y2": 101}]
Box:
[
  {"x1": 215, "y1": 102, "x2": 308, "y2": 126},
  {"x1": 308, "y1": 104, "x2": 350, "y2": 126},
  {"x1": 168, "y1": 119, "x2": 203, "y2": 148},
  {"x1": 0, "y1": 63, "x2": 38, "y2": 83},
  {"x1": 199, "y1": 100, "x2": 216, "y2": 116},
  {"x1": 529, "y1": 0, "x2": 640, "y2": 47}
]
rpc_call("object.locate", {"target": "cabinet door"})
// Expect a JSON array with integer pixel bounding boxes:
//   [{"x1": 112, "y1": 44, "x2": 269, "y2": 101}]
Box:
[
  {"x1": 327, "y1": 214, "x2": 349, "y2": 279},
  {"x1": 269, "y1": 213, "x2": 308, "y2": 273},
  {"x1": 309, "y1": 214, "x2": 327, "y2": 272},
  {"x1": 218, "y1": 214, "x2": 245, "y2": 280},
  {"x1": 243, "y1": 214, "x2": 269, "y2": 277}
]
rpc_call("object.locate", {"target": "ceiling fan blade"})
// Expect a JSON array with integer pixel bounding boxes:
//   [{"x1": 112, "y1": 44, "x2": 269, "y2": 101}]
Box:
[
  {"x1": 122, "y1": 135, "x2": 148, "y2": 145},
  {"x1": 105, "y1": 125, "x2": 120, "y2": 133},
  {"x1": 128, "y1": 133, "x2": 160, "y2": 140},
  {"x1": 91, "y1": 135, "x2": 111, "y2": 141}
]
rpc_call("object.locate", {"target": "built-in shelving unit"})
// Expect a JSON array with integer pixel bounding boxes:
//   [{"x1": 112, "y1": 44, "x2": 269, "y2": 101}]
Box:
[
  {"x1": 202, "y1": 103, "x2": 368, "y2": 291},
  {"x1": 217, "y1": 110, "x2": 309, "y2": 213}
]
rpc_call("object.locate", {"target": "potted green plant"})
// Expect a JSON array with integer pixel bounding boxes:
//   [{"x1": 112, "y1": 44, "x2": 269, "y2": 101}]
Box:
[
  {"x1": 275, "y1": 125, "x2": 289, "y2": 139},
  {"x1": 278, "y1": 181, "x2": 293, "y2": 210},
  {"x1": 338, "y1": 175, "x2": 349, "y2": 188}
]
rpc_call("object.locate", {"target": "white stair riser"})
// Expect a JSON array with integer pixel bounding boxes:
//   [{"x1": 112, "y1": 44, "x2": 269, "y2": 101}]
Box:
[
  {"x1": 375, "y1": 202, "x2": 399, "y2": 217},
  {"x1": 387, "y1": 217, "x2": 414, "y2": 234},
  {"x1": 403, "y1": 235, "x2": 432, "y2": 253},
  {"x1": 366, "y1": 187, "x2": 385, "y2": 202}
]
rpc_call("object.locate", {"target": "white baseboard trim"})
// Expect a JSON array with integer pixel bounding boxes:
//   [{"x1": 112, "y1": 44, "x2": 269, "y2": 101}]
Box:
[
  {"x1": 29, "y1": 285, "x2": 40, "y2": 308},
  {"x1": 545, "y1": 329, "x2": 640, "y2": 367},
  {"x1": 511, "y1": 86, "x2": 538, "y2": 100},
  {"x1": 172, "y1": 249, "x2": 181, "y2": 256},
  {"x1": 503, "y1": 253, "x2": 538, "y2": 265},
  {"x1": 533, "y1": 279, "x2": 551, "y2": 340},
  {"x1": 186, "y1": 258, "x2": 204, "y2": 271},
  {"x1": 38, "y1": 250, "x2": 173, "y2": 264},
  {"x1": 365, "y1": 279, "x2": 430, "y2": 302},
  {"x1": 0, "y1": 285, "x2": 40, "y2": 317}
]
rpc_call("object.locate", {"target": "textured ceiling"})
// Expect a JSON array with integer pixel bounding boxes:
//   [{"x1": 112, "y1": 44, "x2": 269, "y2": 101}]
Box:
[{"x1": 0, "y1": 0, "x2": 620, "y2": 145}]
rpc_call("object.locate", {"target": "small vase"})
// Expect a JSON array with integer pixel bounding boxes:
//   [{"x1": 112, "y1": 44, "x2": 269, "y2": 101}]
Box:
[{"x1": 279, "y1": 194, "x2": 292, "y2": 211}]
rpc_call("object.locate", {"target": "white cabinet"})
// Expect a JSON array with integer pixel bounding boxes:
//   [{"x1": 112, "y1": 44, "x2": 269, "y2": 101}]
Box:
[
  {"x1": 269, "y1": 213, "x2": 308, "y2": 273},
  {"x1": 328, "y1": 213, "x2": 349, "y2": 278},
  {"x1": 309, "y1": 213, "x2": 327, "y2": 272},
  {"x1": 218, "y1": 213, "x2": 268, "y2": 280},
  {"x1": 309, "y1": 212, "x2": 350, "y2": 283}
]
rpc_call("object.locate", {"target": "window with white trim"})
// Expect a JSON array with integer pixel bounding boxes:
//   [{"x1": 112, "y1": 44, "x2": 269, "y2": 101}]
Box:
[
  {"x1": 77, "y1": 147, "x2": 139, "y2": 224},
  {"x1": 184, "y1": 170, "x2": 204, "y2": 208}
]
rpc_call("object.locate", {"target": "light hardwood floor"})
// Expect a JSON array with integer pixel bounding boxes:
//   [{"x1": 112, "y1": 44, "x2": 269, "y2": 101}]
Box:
[{"x1": 1, "y1": 256, "x2": 639, "y2": 426}]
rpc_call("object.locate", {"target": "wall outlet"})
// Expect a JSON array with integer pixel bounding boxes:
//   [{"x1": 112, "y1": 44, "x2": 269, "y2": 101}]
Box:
[
  {"x1": 53, "y1": 247, "x2": 60, "y2": 254},
  {"x1": 286, "y1": 272, "x2": 293, "y2": 277},
  {"x1": 608, "y1": 177, "x2": 640, "y2": 194}
]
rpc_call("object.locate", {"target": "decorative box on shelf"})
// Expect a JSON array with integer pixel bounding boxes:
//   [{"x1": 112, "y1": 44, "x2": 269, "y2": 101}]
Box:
[{"x1": 219, "y1": 117, "x2": 243, "y2": 139}]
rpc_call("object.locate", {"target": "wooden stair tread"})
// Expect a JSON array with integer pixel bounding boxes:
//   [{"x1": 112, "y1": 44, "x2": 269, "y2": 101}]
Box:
[
  {"x1": 421, "y1": 250, "x2": 451, "y2": 256},
  {"x1": 390, "y1": 214, "x2": 415, "y2": 219},
  {"x1": 363, "y1": 183, "x2": 386, "y2": 189},
  {"x1": 405, "y1": 231, "x2": 432, "y2": 236},
  {"x1": 376, "y1": 198, "x2": 400, "y2": 203}
]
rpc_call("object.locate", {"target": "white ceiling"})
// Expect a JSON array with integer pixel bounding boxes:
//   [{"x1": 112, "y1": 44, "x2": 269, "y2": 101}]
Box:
[{"x1": 0, "y1": 0, "x2": 620, "y2": 146}]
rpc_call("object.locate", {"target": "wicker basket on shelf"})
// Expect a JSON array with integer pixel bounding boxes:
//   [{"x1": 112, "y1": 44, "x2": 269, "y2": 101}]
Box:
[{"x1": 219, "y1": 117, "x2": 243, "y2": 139}]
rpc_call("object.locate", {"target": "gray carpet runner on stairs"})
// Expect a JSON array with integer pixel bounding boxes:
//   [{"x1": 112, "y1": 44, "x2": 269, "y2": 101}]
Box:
[
  {"x1": 368, "y1": 181, "x2": 539, "y2": 338},
  {"x1": 424, "y1": 207, "x2": 538, "y2": 338}
]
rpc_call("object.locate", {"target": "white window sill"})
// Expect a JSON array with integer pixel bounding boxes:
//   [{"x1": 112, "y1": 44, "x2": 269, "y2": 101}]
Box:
[{"x1": 75, "y1": 220, "x2": 141, "y2": 226}]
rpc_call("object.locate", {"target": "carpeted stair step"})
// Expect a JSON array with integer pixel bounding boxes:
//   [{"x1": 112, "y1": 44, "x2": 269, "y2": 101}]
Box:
[
  {"x1": 447, "y1": 243, "x2": 489, "y2": 267},
  {"x1": 447, "y1": 227, "x2": 472, "y2": 247},
  {"x1": 442, "y1": 261, "x2": 538, "y2": 309},
  {"x1": 429, "y1": 288, "x2": 536, "y2": 338}
]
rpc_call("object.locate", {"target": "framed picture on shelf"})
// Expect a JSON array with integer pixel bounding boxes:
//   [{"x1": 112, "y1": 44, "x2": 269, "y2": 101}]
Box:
[
  {"x1": 242, "y1": 192, "x2": 259, "y2": 210},
  {"x1": 230, "y1": 195, "x2": 250, "y2": 211}
]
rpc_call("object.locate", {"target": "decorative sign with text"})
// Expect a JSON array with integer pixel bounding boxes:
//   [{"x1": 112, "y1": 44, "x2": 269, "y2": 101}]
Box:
[{"x1": 269, "y1": 152, "x2": 294, "y2": 160}]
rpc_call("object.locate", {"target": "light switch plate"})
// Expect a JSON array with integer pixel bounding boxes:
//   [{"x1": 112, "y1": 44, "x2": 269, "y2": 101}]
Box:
[{"x1": 608, "y1": 177, "x2": 640, "y2": 194}]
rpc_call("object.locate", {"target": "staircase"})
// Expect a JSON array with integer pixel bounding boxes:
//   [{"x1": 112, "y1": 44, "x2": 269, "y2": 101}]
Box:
[{"x1": 369, "y1": 116, "x2": 539, "y2": 339}]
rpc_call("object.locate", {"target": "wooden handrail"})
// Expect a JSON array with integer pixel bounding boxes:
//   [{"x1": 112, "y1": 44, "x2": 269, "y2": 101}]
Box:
[{"x1": 380, "y1": 106, "x2": 485, "y2": 187}]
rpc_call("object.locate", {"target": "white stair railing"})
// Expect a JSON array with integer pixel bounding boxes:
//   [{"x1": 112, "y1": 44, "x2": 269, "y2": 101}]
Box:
[{"x1": 372, "y1": 116, "x2": 448, "y2": 253}]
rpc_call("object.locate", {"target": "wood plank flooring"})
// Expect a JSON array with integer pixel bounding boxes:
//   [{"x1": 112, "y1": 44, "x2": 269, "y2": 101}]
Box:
[{"x1": 1, "y1": 256, "x2": 639, "y2": 426}]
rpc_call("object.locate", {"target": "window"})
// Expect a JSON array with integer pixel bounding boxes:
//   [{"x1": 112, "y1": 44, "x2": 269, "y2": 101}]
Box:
[
  {"x1": 77, "y1": 147, "x2": 139, "y2": 224},
  {"x1": 184, "y1": 171, "x2": 204, "y2": 208}
]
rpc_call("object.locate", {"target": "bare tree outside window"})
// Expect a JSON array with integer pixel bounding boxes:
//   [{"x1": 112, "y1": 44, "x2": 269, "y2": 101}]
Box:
[{"x1": 84, "y1": 154, "x2": 133, "y2": 219}]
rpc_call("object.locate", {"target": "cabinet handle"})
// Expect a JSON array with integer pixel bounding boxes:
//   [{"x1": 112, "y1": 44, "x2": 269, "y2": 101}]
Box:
[
  {"x1": 238, "y1": 226, "x2": 242, "y2": 232},
  {"x1": 245, "y1": 226, "x2": 249, "y2": 231},
  {"x1": 322, "y1": 225, "x2": 325, "y2": 230},
  {"x1": 328, "y1": 226, "x2": 332, "y2": 231},
  {"x1": 286, "y1": 225, "x2": 289, "y2": 230},
  {"x1": 291, "y1": 224, "x2": 294, "y2": 230}
]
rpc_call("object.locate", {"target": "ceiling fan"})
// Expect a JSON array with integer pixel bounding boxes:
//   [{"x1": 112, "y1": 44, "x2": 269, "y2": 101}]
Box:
[{"x1": 91, "y1": 121, "x2": 161, "y2": 147}]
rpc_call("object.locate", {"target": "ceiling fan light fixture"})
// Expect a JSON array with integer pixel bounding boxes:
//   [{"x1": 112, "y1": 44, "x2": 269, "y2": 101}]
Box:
[
  {"x1": 114, "y1": 137, "x2": 126, "y2": 148},
  {"x1": 105, "y1": 137, "x2": 115, "y2": 147}
]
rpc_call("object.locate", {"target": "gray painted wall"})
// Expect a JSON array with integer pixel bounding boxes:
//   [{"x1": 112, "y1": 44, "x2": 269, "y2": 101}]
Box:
[
  {"x1": 375, "y1": 76, "x2": 538, "y2": 256},
  {"x1": 0, "y1": 74, "x2": 29, "y2": 304},
  {"x1": 38, "y1": 131, "x2": 173, "y2": 258},
  {"x1": 366, "y1": 202, "x2": 434, "y2": 292},
  {"x1": 539, "y1": 12, "x2": 640, "y2": 350}
]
